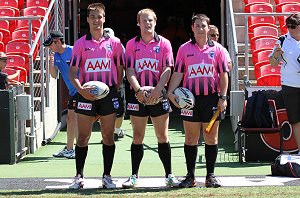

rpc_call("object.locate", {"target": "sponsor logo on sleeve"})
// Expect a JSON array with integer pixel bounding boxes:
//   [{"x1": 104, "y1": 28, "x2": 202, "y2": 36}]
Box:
[
  {"x1": 188, "y1": 63, "x2": 214, "y2": 78},
  {"x1": 135, "y1": 58, "x2": 159, "y2": 73},
  {"x1": 84, "y1": 58, "x2": 111, "y2": 72},
  {"x1": 127, "y1": 103, "x2": 139, "y2": 111},
  {"x1": 153, "y1": 46, "x2": 160, "y2": 53},
  {"x1": 77, "y1": 102, "x2": 92, "y2": 110},
  {"x1": 181, "y1": 109, "x2": 193, "y2": 117}
]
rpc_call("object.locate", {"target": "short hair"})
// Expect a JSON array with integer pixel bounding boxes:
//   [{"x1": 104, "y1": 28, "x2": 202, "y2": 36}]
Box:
[
  {"x1": 286, "y1": 13, "x2": 300, "y2": 25},
  {"x1": 191, "y1": 14, "x2": 210, "y2": 26},
  {"x1": 87, "y1": 3, "x2": 105, "y2": 17},
  {"x1": 209, "y1": 25, "x2": 218, "y2": 31},
  {"x1": 137, "y1": 8, "x2": 157, "y2": 24}
]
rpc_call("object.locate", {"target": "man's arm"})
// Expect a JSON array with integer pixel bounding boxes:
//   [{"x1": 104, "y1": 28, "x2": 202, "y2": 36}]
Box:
[
  {"x1": 69, "y1": 66, "x2": 95, "y2": 101},
  {"x1": 49, "y1": 54, "x2": 58, "y2": 78},
  {"x1": 218, "y1": 71, "x2": 228, "y2": 112}
]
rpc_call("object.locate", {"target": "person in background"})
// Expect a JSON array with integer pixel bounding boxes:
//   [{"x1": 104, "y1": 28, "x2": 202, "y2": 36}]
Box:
[
  {"x1": 167, "y1": 14, "x2": 230, "y2": 188},
  {"x1": 122, "y1": 8, "x2": 178, "y2": 189},
  {"x1": 0, "y1": 52, "x2": 20, "y2": 89},
  {"x1": 208, "y1": 25, "x2": 232, "y2": 70},
  {"x1": 68, "y1": 3, "x2": 124, "y2": 189},
  {"x1": 103, "y1": 27, "x2": 126, "y2": 140},
  {"x1": 43, "y1": 31, "x2": 77, "y2": 159},
  {"x1": 269, "y1": 13, "x2": 300, "y2": 153}
]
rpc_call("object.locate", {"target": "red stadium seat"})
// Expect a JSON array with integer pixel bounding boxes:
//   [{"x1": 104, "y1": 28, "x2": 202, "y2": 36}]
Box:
[
  {"x1": 250, "y1": 35, "x2": 278, "y2": 52},
  {"x1": 252, "y1": 37, "x2": 277, "y2": 53},
  {"x1": 0, "y1": 0, "x2": 18, "y2": 9},
  {"x1": 2, "y1": 67, "x2": 20, "y2": 82},
  {"x1": 18, "y1": 0, "x2": 25, "y2": 10},
  {"x1": 6, "y1": 54, "x2": 26, "y2": 69},
  {"x1": 0, "y1": 20, "x2": 9, "y2": 30},
  {"x1": 0, "y1": 28, "x2": 11, "y2": 45},
  {"x1": 257, "y1": 74, "x2": 281, "y2": 86},
  {"x1": 255, "y1": 49, "x2": 272, "y2": 64},
  {"x1": 23, "y1": 6, "x2": 47, "y2": 19},
  {"x1": 250, "y1": 26, "x2": 278, "y2": 42},
  {"x1": 254, "y1": 61, "x2": 270, "y2": 78},
  {"x1": 245, "y1": 3, "x2": 273, "y2": 13},
  {"x1": 0, "y1": 7, "x2": 16, "y2": 32},
  {"x1": 16, "y1": 19, "x2": 41, "y2": 31},
  {"x1": 276, "y1": 3, "x2": 300, "y2": 29},
  {"x1": 26, "y1": 0, "x2": 49, "y2": 8},
  {"x1": 244, "y1": 0, "x2": 270, "y2": 4},
  {"x1": 11, "y1": 30, "x2": 37, "y2": 44},
  {"x1": 5, "y1": 66, "x2": 27, "y2": 83},
  {"x1": 260, "y1": 65, "x2": 281, "y2": 76},
  {"x1": 252, "y1": 37, "x2": 277, "y2": 66},
  {"x1": 0, "y1": 41, "x2": 4, "y2": 51},
  {"x1": 6, "y1": 41, "x2": 31, "y2": 72},
  {"x1": 248, "y1": 16, "x2": 276, "y2": 32},
  {"x1": 0, "y1": 32, "x2": 3, "y2": 42},
  {"x1": 275, "y1": 0, "x2": 299, "y2": 4},
  {"x1": 257, "y1": 73, "x2": 281, "y2": 86}
]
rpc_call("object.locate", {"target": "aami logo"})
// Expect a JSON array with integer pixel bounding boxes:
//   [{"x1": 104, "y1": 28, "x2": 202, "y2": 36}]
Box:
[
  {"x1": 188, "y1": 63, "x2": 214, "y2": 78},
  {"x1": 135, "y1": 58, "x2": 159, "y2": 73},
  {"x1": 85, "y1": 58, "x2": 111, "y2": 72},
  {"x1": 181, "y1": 109, "x2": 193, "y2": 117},
  {"x1": 77, "y1": 102, "x2": 92, "y2": 110},
  {"x1": 127, "y1": 103, "x2": 139, "y2": 111}
]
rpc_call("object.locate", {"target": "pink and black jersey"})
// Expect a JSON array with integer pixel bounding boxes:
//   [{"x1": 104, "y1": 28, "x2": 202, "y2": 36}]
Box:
[
  {"x1": 175, "y1": 40, "x2": 229, "y2": 96},
  {"x1": 126, "y1": 33, "x2": 174, "y2": 87},
  {"x1": 70, "y1": 32, "x2": 125, "y2": 86}
]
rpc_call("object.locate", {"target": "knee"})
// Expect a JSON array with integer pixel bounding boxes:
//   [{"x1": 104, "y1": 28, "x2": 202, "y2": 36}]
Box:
[
  {"x1": 102, "y1": 132, "x2": 114, "y2": 145},
  {"x1": 77, "y1": 134, "x2": 90, "y2": 146}
]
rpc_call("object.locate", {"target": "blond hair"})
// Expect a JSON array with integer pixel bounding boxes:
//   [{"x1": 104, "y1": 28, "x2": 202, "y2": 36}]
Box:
[{"x1": 137, "y1": 8, "x2": 157, "y2": 24}]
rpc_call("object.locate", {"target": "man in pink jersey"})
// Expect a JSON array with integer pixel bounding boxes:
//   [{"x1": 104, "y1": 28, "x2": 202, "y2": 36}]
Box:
[
  {"x1": 68, "y1": 3, "x2": 124, "y2": 189},
  {"x1": 167, "y1": 14, "x2": 230, "y2": 188},
  {"x1": 122, "y1": 8, "x2": 178, "y2": 188}
]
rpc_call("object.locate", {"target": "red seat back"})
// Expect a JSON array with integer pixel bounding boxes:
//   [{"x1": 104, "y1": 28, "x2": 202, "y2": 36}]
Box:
[{"x1": 26, "y1": 0, "x2": 49, "y2": 8}]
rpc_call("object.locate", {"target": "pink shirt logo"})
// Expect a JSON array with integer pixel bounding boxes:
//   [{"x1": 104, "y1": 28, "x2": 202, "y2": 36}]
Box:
[
  {"x1": 188, "y1": 64, "x2": 214, "y2": 78},
  {"x1": 85, "y1": 58, "x2": 111, "y2": 72},
  {"x1": 136, "y1": 58, "x2": 159, "y2": 73}
]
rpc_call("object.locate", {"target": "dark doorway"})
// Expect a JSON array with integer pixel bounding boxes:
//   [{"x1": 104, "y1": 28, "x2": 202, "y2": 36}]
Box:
[{"x1": 79, "y1": 0, "x2": 221, "y2": 54}]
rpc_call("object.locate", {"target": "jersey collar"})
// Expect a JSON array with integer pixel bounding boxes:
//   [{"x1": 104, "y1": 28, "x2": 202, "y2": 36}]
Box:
[{"x1": 135, "y1": 32, "x2": 160, "y2": 42}]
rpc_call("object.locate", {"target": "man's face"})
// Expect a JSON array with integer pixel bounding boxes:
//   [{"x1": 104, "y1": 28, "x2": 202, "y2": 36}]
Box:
[
  {"x1": 138, "y1": 13, "x2": 156, "y2": 34},
  {"x1": 48, "y1": 39, "x2": 60, "y2": 52},
  {"x1": 0, "y1": 59, "x2": 7, "y2": 70},
  {"x1": 192, "y1": 19, "x2": 209, "y2": 38},
  {"x1": 87, "y1": 9, "x2": 105, "y2": 31},
  {"x1": 208, "y1": 29, "x2": 219, "y2": 42}
]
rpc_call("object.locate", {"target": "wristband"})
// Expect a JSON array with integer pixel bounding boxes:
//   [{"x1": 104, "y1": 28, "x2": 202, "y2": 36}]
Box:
[{"x1": 219, "y1": 95, "x2": 229, "y2": 100}]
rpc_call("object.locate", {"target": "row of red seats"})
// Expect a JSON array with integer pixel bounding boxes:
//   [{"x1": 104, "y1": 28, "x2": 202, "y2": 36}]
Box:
[
  {"x1": 0, "y1": 0, "x2": 49, "y2": 83},
  {"x1": 243, "y1": 1, "x2": 278, "y2": 86}
]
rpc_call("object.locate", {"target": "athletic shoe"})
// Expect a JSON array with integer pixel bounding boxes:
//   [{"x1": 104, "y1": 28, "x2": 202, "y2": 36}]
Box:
[
  {"x1": 178, "y1": 175, "x2": 196, "y2": 188},
  {"x1": 69, "y1": 174, "x2": 84, "y2": 189},
  {"x1": 205, "y1": 175, "x2": 221, "y2": 188},
  {"x1": 122, "y1": 174, "x2": 138, "y2": 188},
  {"x1": 102, "y1": 175, "x2": 116, "y2": 189},
  {"x1": 117, "y1": 129, "x2": 125, "y2": 138},
  {"x1": 66, "y1": 151, "x2": 75, "y2": 159},
  {"x1": 165, "y1": 174, "x2": 179, "y2": 187},
  {"x1": 53, "y1": 146, "x2": 75, "y2": 158}
]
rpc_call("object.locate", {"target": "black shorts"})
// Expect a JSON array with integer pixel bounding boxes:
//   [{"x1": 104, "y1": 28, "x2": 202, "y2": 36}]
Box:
[
  {"x1": 181, "y1": 93, "x2": 219, "y2": 122},
  {"x1": 116, "y1": 81, "x2": 126, "y2": 118},
  {"x1": 282, "y1": 85, "x2": 300, "y2": 124},
  {"x1": 75, "y1": 86, "x2": 119, "y2": 117},
  {"x1": 67, "y1": 93, "x2": 79, "y2": 110},
  {"x1": 126, "y1": 89, "x2": 170, "y2": 117}
]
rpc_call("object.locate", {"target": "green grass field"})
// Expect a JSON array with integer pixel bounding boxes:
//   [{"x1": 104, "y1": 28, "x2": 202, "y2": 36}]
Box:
[{"x1": 0, "y1": 117, "x2": 293, "y2": 197}]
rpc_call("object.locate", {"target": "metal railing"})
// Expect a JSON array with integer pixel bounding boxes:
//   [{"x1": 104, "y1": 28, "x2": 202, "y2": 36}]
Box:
[{"x1": 27, "y1": 0, "x2": 65, "y2": 152}]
